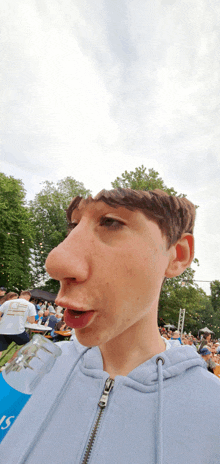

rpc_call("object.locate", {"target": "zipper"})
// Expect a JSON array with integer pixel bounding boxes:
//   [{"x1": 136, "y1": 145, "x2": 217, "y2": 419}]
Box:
[{"x1": 81, "y1": 377, "x2": 114, "y2": 464}]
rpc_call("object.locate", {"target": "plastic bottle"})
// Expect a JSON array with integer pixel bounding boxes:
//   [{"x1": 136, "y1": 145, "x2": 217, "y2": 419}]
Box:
[{"x1": 0, "y1": 334, "x2": 61, "y2": 443}]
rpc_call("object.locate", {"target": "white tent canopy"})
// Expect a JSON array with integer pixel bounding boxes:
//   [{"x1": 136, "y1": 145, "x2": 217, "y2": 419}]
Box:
[{"x1": 199, "y1": 327, "x2": 214, "y2": 334}]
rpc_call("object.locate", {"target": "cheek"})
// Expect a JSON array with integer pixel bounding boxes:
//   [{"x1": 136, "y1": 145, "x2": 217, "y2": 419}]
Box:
[{"x1": 124, "y1": 249, "x2": 163, "y2": 285}]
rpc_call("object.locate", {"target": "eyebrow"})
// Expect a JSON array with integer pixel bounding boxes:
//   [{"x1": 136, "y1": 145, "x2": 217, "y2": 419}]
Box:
[{"x1": 68, "y1": 201, "x2": 137, "y2": 227}]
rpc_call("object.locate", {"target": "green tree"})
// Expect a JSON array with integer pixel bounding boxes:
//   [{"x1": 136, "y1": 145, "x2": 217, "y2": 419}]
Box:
[
  {"x1": 112, "y1": 165, "x2": 182, "y2": 196},
  {"x1": 29, "y1": 177, "x2": 91, "y2": 292},
  {"x1": 210, "y1": 280, "x2": 220, "y2": 312},
  {"x1": 159, "y1": 281, "x2": 218, "y2": 336},
  {"x1": 0, "y1": 173, "x2": 33, "y2": 290}
]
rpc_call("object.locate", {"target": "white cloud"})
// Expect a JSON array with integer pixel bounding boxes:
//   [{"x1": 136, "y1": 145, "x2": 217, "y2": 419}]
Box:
[{"x1": 1, "y1": 0, "x2": 220, "y2": 296}]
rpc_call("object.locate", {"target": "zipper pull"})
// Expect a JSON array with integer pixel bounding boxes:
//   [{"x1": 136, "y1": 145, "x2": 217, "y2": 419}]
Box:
[{"x1": 98, "y1": 377, "x2": 114, "y2": 409}]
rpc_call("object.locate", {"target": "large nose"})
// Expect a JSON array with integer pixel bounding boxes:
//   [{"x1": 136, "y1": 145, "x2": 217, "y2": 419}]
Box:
[{"x1": 45, "y1": 223, "x2": 91, "y2": 283}]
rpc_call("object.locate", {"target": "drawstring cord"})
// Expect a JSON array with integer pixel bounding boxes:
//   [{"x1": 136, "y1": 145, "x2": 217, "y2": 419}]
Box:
[
  {"x1": 156, "y1": 356, "x2": 165, "y2": 464},
  {"x1": 17, "y1": 348, "x2": 165, "y2": 464},
  {"x1": 18, "y1": 347, "x2": 91, "y2": 464}
]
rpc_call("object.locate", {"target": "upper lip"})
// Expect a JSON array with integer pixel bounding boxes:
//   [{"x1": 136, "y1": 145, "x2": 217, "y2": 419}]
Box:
[{"x1": 55, "y1": 299, "x2": 90, "y2": 312}]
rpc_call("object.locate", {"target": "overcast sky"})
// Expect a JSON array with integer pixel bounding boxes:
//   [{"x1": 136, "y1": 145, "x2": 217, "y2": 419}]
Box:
[{"x1": 1, "y1": 0, "x2": 220, "y2": 296}]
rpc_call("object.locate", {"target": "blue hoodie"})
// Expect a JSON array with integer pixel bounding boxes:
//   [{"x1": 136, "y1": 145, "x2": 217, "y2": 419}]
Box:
[{"x1": 1, "y1": 338, "x2": 220, "y2": 464}]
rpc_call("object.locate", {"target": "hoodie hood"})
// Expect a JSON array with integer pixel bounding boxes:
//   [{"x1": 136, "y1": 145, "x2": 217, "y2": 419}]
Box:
[
  {"x1": 78, "y1": 337, "x2": 207, "y2": 389},
  {"x1": 128, "y1": 344, "x2": 206, "y2": 387},
  {"x1": 0, "y1": 338, "x2": 214, "y2": 464}
]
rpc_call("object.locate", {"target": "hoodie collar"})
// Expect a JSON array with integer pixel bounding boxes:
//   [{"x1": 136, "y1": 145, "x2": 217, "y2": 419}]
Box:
[{"x1": 77, "y1": 338, "x2": 206, "y2": 387}]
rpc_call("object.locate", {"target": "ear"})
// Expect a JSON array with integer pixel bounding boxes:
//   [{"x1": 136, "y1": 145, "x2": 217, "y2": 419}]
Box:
[{"x1": 165, "y1": 233, "x2": 194, "y2": 278}]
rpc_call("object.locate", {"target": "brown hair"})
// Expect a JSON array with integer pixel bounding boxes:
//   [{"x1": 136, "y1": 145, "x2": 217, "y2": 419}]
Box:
[
  {"x1": 0, "y1": 292, "x2": 18, "y2": 304},
  {"x1": 55, "y1": 320, "x2": 66, "y2": 331},
  {"x1": 66, "y1": 188, "x2": 196, "y2": 249},
  {"x1": 20, "y1": 291, "x2": 32, "y2": 298}
]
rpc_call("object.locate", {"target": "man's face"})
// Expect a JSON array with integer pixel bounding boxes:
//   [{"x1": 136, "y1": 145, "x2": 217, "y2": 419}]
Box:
[
  {"x1": 0, "y1": 290, "x2": 6, "y2": 297},
  {"x1": 46, "y1": 201, "x2": 172, "y2": 347}
]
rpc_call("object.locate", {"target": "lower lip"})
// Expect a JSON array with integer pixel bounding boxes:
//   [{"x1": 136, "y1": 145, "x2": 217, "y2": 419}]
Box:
[{"x1": 64, "y1": 309, "x2": 95, "y2": 329}]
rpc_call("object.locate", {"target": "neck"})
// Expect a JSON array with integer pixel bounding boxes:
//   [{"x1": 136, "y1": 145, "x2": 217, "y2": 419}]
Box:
[{"x1": 99, "y1": 311, "x2": 166, "y2": 379}]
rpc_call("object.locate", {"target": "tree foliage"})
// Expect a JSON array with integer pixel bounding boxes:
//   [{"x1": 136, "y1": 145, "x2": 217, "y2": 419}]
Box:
[
  {"x1": 210, "y1": 280, "x2": 220, "y2": 312},
  {"x1": 29, "y1": 177, "x2": 91, "y2": 292},
  {"x1": 112, "y1": 165, "x2": 183, "y2": 196},
  {"x1": 0, "y1": 173, "x2": 33, "y2": 291}
]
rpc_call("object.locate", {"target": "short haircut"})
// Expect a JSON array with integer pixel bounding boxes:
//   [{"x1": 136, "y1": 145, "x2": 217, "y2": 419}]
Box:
[
  {"x1": 66, "y1": 188, "x2": 196, "y2": 249},
  {"x1": 20, "y1": 291, "x2": 32, "y2": 298}
]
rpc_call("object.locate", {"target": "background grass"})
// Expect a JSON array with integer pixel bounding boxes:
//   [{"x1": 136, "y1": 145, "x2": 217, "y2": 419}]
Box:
[{"x1": 0, "y1": 343, "x2": 23, "y2": 368}]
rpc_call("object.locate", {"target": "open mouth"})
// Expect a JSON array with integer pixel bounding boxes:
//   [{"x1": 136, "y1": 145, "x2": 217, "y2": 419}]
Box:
[
  {"x1": 69, "y1": 309, "x2": 86, "y2": 318},
  {"x1": 64, "y1": 308, "x2": 95, "y2": 329}
]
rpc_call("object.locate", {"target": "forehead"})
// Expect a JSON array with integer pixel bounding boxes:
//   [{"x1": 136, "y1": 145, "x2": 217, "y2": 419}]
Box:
[{"x1": 71, "y1": 199, "x2": 141, "y2": 221}]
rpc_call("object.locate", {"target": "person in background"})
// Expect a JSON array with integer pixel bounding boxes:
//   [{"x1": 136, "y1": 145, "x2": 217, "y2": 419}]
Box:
[
  {"x1": 36, "y1": 310, "x2": 44, "y2": 325},
  {"x1": 41, "y1": 309, "x2": 49, "y2": 325},
  {"x1": 198, "y1": 332, "x2": 212, "y2": 353},
  {"x1": 55, "y1": 312, "x2": 62, "y2": 320},
  {"x1": 45, "y1": 307, "x2": 60, "y2": 337},
  {"x1": 0, "y1": 293, "x2": 19, "y2": 322},
  {"x1": 215, "y1": 343, "x2": 220, "y2": 355},
  {"x1": 55, "y1": 305, "x2": 63, "y2": 316},
  {"x1": 36, "y1": 301, "x2": 43, "y2": 312},
  {"x1": 0, "y1": 290, "x2": 36, "y2": 358},
  {"x1": 52, "y1": 320, "x2": 67, "y2": 342},
  {"x1": 199, "y1": 346, "x2": 216, "y2": 373},
  {"x1": 171, "y1": 330, "x2": 182, "y2": 346},
  {"x1": 0, "y1": 292, "x2": 18, "y2": 306},
  {"x1": 188, "y1": 337, "x2": 197, "y2": 351},
  {"x1": 48, "y1": 302, "x2": 55, "y2": 313},
  {"x1": 208, "y1": 343, "x2": 218, "y2": 370},
  {"x1": 41, "y1": 302, "x2": 47, "y2": 312},
  {"x1": 0, "y1": 287, "x2": 7, "y2": 306},
  {"x1": 161, "y1": 330, "x2": 169, "y2": 340},
  {"x1": 35, "y1": 309, "x2": 44, "y2": 323}
]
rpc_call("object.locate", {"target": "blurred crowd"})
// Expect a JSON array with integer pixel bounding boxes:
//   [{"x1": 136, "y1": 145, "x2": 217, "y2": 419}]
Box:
[
  {"x1": 160, "y1": 327, "x2": 220, "y2": 375},
  {"x1": 0, "y1": 286, "x2": 73, "y2": 344}
]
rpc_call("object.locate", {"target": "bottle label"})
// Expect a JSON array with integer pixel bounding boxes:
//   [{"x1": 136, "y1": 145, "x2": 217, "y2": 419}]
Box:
[{"x1": 0, "y1": 373, "x2": 31, "y2": 442}]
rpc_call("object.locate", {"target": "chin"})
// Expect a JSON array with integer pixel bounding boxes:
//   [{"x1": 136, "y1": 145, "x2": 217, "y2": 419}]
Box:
[{"x1": 74, "y1": 328, "x2": 102, "y2": 347}]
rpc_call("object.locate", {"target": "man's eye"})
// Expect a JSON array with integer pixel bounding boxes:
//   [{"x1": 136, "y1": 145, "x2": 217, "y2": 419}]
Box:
[
  {"x1": 67, "y1": 217, "x2": 124, "y2": 234},
  {"x1": 99, "y1": 216, "x2": 124, "y2": 229}
]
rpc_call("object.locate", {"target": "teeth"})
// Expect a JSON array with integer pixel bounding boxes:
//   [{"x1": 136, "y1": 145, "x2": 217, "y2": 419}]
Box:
[{"x1": 74, "y1": 315, "x2": 80, "y2": 318}]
